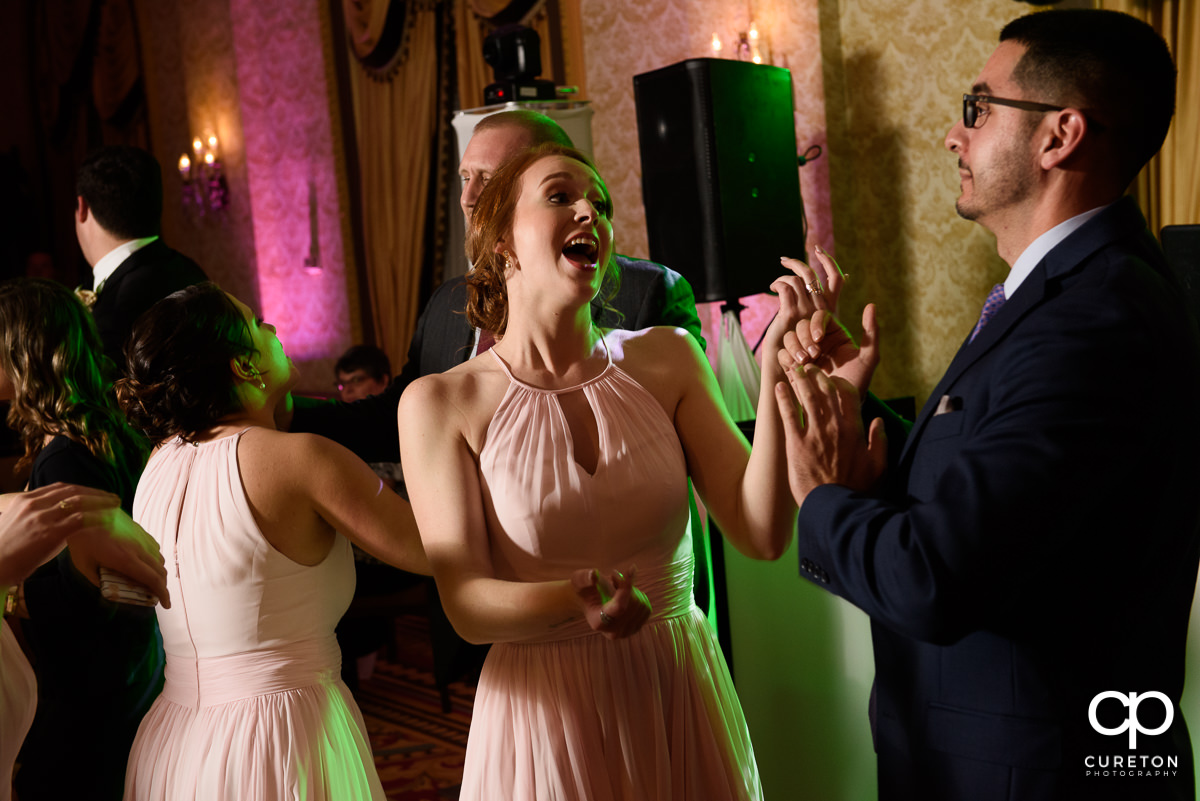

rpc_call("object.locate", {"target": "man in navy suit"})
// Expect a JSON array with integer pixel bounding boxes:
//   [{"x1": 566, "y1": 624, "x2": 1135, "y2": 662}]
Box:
[
  {"x1": 75, "y1": 145, "x2": 207, "y2": 373},
  {"x1": 776, "y1": 10, "x2": 1199, "y2": 800}
]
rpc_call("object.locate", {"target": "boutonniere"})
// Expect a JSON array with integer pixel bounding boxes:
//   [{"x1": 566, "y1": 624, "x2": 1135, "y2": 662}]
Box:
[{"x1": 75, "y1": 287, "x2": 97, "y2": 310}]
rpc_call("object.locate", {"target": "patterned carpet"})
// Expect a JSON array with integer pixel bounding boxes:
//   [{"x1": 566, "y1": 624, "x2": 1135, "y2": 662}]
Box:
[{"x1": 356, "y1": 617, "x2": 476, "y2": 800}]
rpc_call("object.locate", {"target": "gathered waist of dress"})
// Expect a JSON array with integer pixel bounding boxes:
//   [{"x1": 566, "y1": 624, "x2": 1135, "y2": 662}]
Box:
[
  {"x1": 523, "y1": 556, "x2": 696, "y2": 644},
  {"x1": 161, "y1": 636, "x2": 342, "y2": 708}
]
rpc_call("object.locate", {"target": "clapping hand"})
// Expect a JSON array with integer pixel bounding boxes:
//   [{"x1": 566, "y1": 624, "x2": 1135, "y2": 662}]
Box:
[
  {"x1": 764, "y1": 247, "x2": 847, "y2": 357},
  {"x1": 778, "y1": 248, "x2": 880, "y2": 399},
  {"x1": 572, "y1": 566, "x2": 651, "y2": 640},
  {"x1": 773, "y1": 363, "x2": 888, "y2": 503}
]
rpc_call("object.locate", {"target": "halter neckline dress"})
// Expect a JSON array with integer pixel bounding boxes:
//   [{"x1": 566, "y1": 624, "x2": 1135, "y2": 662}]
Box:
[
  {"x1": 124, "y1": 430, "x2": 385, "y2": 800},
  {"x1": 460, "y1": 333, "x2": 762, "y2": 800}
]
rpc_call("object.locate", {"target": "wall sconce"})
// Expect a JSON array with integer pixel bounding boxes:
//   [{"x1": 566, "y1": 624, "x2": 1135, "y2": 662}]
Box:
[
  {"x1": 710, "y1": 20, "x2": 768, "y2": 64},
  {"x1": 178, "y1": 132, "x2": 228, "y2": 214}
]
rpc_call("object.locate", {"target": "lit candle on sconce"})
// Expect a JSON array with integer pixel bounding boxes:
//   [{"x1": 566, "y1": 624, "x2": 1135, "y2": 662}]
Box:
[
  {"x1": 205, "y1": 133, "x2": 220, "y2": 166},
  {"x1": 180, "y1": 130, "x2": 228, "y2": 214},
  {"x1": 712, "y1": 17, "x2": 770, "y2": 63},
  {"x1": 749, "y1": 22, "x2": 763, "y2": 63}
]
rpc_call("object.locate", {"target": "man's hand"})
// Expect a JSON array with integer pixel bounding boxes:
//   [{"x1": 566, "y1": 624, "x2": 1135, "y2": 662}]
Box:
[
  {"x1": 773, "y1": 364, "x2": 887, "y2": 504},
  {"x1": 780, "y1": 303, "x2": 880, "y2": 399}
]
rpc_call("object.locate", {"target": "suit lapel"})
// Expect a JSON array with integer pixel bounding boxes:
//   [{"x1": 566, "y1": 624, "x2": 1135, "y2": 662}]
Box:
[
  {"x1": 443, "y1": 276, "x2": 476, "y2": 369},
  {"x1": 93, "y1": 240, "x2": 165, "y2": 308},
  {"x1": 896, "y1": 198, "x2": 1146, "y2": 467},
  {"x1": 898, "y1": 268, "x2": 1048, "y2": 467},
  {"x1": 454, "y1": 316, "x2": 475, "y2": 366}
]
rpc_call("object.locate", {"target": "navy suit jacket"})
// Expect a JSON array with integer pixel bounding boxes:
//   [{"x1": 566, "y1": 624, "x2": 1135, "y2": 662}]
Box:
[
  {"x1": 91, "y1": 239, "x2": 208, "y2": 373},
  {"x1": 293, "y1": 254, "x2": 704, "y2": 462},
  {"x1": 797, "y1": 197, "x2": 1200, "y2": 800}
]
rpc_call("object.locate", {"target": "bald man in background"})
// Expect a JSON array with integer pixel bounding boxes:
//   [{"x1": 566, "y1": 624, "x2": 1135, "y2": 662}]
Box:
[{"x1": 290, "y1": 110, "x2": 704, "y2": 460}]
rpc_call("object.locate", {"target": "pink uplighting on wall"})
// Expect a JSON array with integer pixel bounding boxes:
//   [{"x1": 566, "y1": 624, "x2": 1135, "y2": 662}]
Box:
[{"x1": 228, "y1": 0, "x2": 350, "y2": 368}]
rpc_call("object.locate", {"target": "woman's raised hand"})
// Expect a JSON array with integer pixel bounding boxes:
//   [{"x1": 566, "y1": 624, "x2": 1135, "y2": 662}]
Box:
[
  {"x1": 572, "y1": 566, "x2": 652, "y2": 640},
  {"x1": 763, "y1": 246, "x2": 847, "y2": 358},
  {"x1": 781, "y1": 245, "x2": 846, "y2": 316},
  {"x1": 0, "y1": 483, "x2": 170, "y2": 608},
  {"x1": 775, "y1": 247, "x2": 879, "y2": 399}
]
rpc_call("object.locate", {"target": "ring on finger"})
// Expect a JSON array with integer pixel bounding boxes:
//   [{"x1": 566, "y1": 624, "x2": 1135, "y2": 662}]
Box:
[
  {"x1": 59, "y1": 500, "x2": 72, "y2": 512},
  {"x1": 599, "y1": 609, "x2": 614, "y2": 625},
  {"x1": 811, "y1": 286, "x2": 824, "y2": 296}
]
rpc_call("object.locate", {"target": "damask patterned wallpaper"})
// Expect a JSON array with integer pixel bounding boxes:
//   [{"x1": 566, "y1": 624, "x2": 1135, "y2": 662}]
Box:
[
  {"x1": 137, "y1": 0, "x2": 260, "y2": 311},
  {"x1": 823, "y1": 0, "x2": 1017, "y2": 404},
  {"x1": 581, "y1": 0, "x2": 1019, "y2": 407},
  {"x1": 137, "y1": 0, "x2": 353, "y2": 393}
]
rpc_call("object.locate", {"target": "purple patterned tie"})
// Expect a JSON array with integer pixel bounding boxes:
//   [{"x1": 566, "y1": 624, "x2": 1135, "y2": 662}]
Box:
[{"x1": 969, "y1": 283, "x2": 1006, "y2": 343}]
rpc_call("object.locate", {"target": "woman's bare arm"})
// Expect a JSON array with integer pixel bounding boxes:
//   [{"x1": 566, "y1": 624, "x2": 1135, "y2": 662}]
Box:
[{"x1": 398, "y1": 375, "x2": 647, "y2": 644}]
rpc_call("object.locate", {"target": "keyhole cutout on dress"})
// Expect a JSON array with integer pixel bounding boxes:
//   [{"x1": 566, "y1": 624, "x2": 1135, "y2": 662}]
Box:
[{"x1": 558, "y1": 389, "x2": 600, "y2": 476}]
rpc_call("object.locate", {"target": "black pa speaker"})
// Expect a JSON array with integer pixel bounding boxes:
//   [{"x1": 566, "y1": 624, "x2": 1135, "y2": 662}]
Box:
[{"x1": 634, "y1": 58, "x2": 805, "y2": 303}]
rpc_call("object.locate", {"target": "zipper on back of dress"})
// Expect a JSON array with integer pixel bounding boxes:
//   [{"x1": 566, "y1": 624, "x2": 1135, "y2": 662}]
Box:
[{"x1": 170, "y1": 442, "x2": 202, "y2": 710}]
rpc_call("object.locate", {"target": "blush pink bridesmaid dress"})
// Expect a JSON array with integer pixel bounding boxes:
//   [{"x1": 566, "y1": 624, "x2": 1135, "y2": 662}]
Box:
[{"x1": 124, "y1": 431, "x2": 384, "y2": 800}]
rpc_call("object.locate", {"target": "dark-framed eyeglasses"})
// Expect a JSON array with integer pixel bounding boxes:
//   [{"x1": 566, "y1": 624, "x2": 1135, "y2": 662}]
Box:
[
  {"x1": 335, "y1": 373, "x2": 372, "y2": 393},
  {"x1": 962, "y1": 94, "x2": 1065, "y2": 129}
]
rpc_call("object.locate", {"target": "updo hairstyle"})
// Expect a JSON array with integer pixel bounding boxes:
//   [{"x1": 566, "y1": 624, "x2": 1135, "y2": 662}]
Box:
[
  {"x1": 115, "y1": 283, "x2": 258, "y2": 444},
  {"x1": 465, "y1": 143, "x2": 620, "y2": 335}
]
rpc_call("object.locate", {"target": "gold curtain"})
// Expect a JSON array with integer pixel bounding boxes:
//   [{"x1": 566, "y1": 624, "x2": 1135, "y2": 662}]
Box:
[
  {"x1": 1101, "y1": 0, "x2": 1200, "y2": 230},
  {"x1": 347, "y1": 7, "x2": 439, "y2": 366},
  {"x1": 346, "y1": 0, "x2": 586, "y2": 363},
  {"x1": 455, "y1": 0, "x2": 490, "y2": 111}
]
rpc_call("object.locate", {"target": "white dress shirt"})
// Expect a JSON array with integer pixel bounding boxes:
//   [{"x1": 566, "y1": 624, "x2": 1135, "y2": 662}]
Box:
[{"x1": 92, "y1": 236, "x2": 158, "y2": 293}]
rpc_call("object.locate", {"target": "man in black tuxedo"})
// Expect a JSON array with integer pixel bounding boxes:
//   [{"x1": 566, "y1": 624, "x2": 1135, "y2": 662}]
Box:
[
  {"x1": 776, "y1": 10, "x2": 1199, "y2": 800},
  {"x1": 290, "y1": 110, "x2": 703, "y2": 459},
  {"x1": 75, "y1": 145, "x2": 207, "y2": 372}
]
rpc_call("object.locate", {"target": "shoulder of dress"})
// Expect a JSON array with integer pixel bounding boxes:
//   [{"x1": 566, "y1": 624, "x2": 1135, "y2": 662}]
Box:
[
  {"x1": 609, "y1": 324, "x2": 695, "y2": 354},
  {"x1": 405, "y1": 365, "x2": 506, "y2": 421}
]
